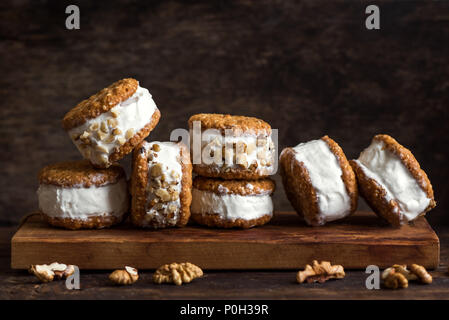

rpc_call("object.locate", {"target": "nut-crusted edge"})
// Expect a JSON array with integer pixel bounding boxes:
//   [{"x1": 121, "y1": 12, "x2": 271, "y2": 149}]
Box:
[
  {"x1": 193, "y1": 176, "x2": 275, "y2": 196},
  {"x1": 41, "y1": 213, "x2": 125, "y2": 230},
  {"x1": 191, "y1": 212, "x2": 273, "y2": 229},
  {"x1": 279, "y1": 136, "x2": 357, "y2": 226},
  {"x1": 193, "y1": 164, "x2": 272, "y2": 180},
  {"x1": 62, "y1": 78, "x2": 139, "y2": 130},
  {"x1": 38, "y1": 160, "x2": 125, "y2": 188},
  {"x1": 98, "y1": 108, "x2": 161, "y2": 168},
  {"x1": 350, "y1": 135, "x2": 436, "y2": 226},
  {"x1": 130, "y1": 141, "x2": 192, "y2": 228},
  {"x1": 188, "y1": 113, "x2": 271, "y2": 135}
]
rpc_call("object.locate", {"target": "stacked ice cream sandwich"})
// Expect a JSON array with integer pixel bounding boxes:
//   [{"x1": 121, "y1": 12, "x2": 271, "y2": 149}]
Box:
[
  {"x1": 38, "y1": 78, "x2": 163, "y2": 229},
  {"x1": 188, "y1": 114, "x2": 276, "y2": 228}
]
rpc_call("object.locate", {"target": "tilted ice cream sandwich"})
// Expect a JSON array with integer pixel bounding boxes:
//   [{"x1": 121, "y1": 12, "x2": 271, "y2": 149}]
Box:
[
  {"x1": 130, "y1": 141, "x2": 192, "y2": 228},
  {"x1": 350, "y1": 134, "x2": 436, "y2": 226},
  {"x1": 188, "y1": 114, "x2": 275, "y2": 180},
  {"x1": 37, "y1": 160, "x2": 129, "y2": 230},
  {"x1": 62, "y1": 78, "x2": 161, "y2": 168},
  {"x1": 280, "y1": 136, "x2": 358, "y2": 226},
  {"x1": 191, "y1": 177, "x2": 275, "y2": 228}
]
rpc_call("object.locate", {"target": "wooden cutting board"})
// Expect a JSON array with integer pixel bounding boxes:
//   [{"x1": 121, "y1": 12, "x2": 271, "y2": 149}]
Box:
[{"x1": 11, "y1": 211, "x2": 439, "y2": 270}]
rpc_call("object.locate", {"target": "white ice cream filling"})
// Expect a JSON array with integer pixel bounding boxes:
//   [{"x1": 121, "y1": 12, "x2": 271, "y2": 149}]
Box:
[
  {"x1": 292, "y1": 139, "x2": 351, "y2": 223},
  {"x1": 68, "y1": 85, "x2": 158, "y2": 166},
  {"x1": 354, "y1": 139, "x2": 430, "y2": 222},
  {"x1": 191, "y1": 188, "x2": 273, "y2": 221},
  {"x1": 37, "y1": 178, "x2": 129, "y2": 220}
]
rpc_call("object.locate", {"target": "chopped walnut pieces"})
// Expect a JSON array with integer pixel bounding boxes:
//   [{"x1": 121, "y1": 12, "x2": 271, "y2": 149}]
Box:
[
  {"x1": 296, "y1": 260, "x2": 345, "y2": 284},
  {"x1": 80, "y1": 131, "x2": 90, "y2": 140},
  {"x1": 107, "y1": 118, "x2": 118, "y2": 128},
  {"x1": 104, "y1": 135, "x2": 115, "y2": 143},
  {"x1": 112, "y1": 128, "x2": 122, "y2": 136},
  {"x1": 97, "y1": 130, "x2": 108, "y2": 141},
  {"x1": 110, "y1": 109, "x2": 120, "y2": 118},
  {"x1": 155, "y1": 188, "x2": 171, "y2": 202},
  {"x1": 246, "y1": 142, "x2": 256, "y2": 154},
  {"x1": 151, "y1": 164, "x2": 163, "y2": 177},
  {"x1": 153, "y1": 262, "x2": 203, "y2": 286},
  {"x1": 89, "y1": 123, "x2": 99, "y2": 131},
  {"x1": 170, "y1": 191, "x2": 179, "y2": 201},
  {"x1": 125, "y1": 128, "x2": 134, "y2": 139},
  {"x1": 100, "y1": 122, "x2": 108, "y2": 133},
  {"x1": 168, "y1": 204, "x2": 178, "y2": 213},
  {"x1": 257, "y1": 138, "x2": 267, "y2": 147},
  {"x1": 117, "y1": 137, "x2": 126, "y2": 145}
]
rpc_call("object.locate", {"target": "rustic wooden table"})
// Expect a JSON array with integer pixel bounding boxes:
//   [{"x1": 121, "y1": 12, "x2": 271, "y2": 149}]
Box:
[{"x1": 1, "y1": 225, "x2": 449, "y2": 299}]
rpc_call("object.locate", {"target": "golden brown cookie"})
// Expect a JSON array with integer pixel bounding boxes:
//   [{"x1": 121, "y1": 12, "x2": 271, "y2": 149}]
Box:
[
  {"x1": 191, "y1": 177, "x2": 275, "y2": 228},
  {"x1": 188, "y1": 113, "x2": 276, "y2": 179},
  {"x1": 130, "y1": 141, "x2": 192, "y2": 228},
  {"x1": 62, "y1": 78, "x2": 161, "y2": 168},
  {"x1": 37, "y1": 160, "x2": 129, "y2": 230},
  {"x1": 350, "y1": 134, "x2": 436, "y2": 226},
  {"x1": 279, "y1": 136, "x2": 358, "y2": 226}
]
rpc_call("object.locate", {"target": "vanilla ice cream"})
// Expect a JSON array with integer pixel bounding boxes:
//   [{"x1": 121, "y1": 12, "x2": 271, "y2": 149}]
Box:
[
  {"x1": 37, "y1": 178, "x2": 129, "y2": 220},
  {"x1": 291, "y1": 139, "x2": 351, "y2": 224},
  {"x1": 354, "y1": 139, "x2": 431, "y2": 222},
  {"x1": 191, "y1": 188, "x2": 273, "y2": 221}
]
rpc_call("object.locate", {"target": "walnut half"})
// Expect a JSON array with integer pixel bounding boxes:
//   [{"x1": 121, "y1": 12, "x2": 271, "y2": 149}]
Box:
[
  {"x1": 153, "y1": 262, "x2": 203, "y2": 286},
  {"x1": 109, "y1": 266, "x2": 139, "y2": 285},
  {"x1": 29, "y1": 262, "x2": 76, "y2": 283},
  {"x1": 296, "y1": 260, "x2": 345, "y2": 284}
]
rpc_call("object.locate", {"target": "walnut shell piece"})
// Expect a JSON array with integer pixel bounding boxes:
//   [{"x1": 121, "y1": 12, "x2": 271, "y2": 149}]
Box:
[
  {"x1": 153, "y1": 262, "x2": 203, "y2": 286},
  {"x1": 109, "y1": 266, "x2": 139, "y2": 285}
]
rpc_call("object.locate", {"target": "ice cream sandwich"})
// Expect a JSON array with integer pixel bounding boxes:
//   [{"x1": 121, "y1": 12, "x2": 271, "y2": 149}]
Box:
[
  {"x1": 62, "y1": 78, "x2": 161, "y2": 168},
  {"x1": 350, "y1": 134, "x2": 436, "y2": 226},
  {"x1": 280, "y1": 136, "x2": 358, "y2": 226}
]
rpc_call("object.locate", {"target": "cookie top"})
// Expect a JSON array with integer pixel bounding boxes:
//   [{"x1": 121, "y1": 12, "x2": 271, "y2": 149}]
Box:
[
  {"x1": 371, "y1": 134, "x2": 434, "y2": 201},
  {"x1": 193, "y1": 176, "x2": 275, "y2": 196},
  {"x1": 188, "y1": 113, "x2": 271, "y2": 135},
  {"x1": 39, "y1": 160, "x2": 126, "y2": 188},
  {"x1": 62, "y1": 78, "x2": 139, "y2": 130}
]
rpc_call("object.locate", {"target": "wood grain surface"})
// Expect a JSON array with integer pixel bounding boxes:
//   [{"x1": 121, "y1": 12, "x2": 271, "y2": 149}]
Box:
[
  {"x1": 2, "y1": 225, "x2": 449, "y2": 299},
  {"x1": 11, "y1": 211, "x2": 439, "y2": 270},
  {"x1": 1, "y1": 0, "x2": 448, "y2": 226}
]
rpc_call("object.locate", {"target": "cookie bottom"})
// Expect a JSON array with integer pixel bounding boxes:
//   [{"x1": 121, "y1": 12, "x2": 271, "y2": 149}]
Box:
[
  {"x1": 42, "y1": 212, "x2": 125, "y2": 230},
  {"x1": 350, "y1": 160, "x2": 406, "y2": 227},
  {"x1": 191, "y1": 212, "x2": 272, "y2": 229},
  {"x1": 193, "y1": 164, "x2": 272, "y2": 180}
]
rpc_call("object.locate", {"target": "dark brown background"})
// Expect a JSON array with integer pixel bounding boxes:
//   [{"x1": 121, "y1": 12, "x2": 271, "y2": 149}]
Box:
[{"x1": 1, "y1": 0, "x2": 448, "y2": 225}]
